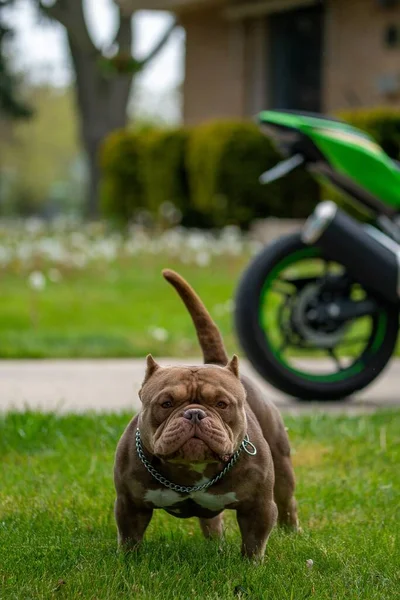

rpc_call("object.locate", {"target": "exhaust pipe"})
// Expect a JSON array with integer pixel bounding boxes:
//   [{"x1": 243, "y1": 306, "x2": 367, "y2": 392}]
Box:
[{"x1": 302, "y1": 201, "x2": 400, "y2": 304}]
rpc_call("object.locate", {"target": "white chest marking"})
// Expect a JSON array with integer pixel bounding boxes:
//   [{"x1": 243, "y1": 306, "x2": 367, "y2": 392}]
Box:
[
  {"x1": 144, "y1": 488, "x2": 238, "y2": 511},
  {"x1": 189, "y1": 463, "x2": 208, "y2": 474},
  {"x1": 145, "y1": 489, "x2": 181, "y2": 508}
]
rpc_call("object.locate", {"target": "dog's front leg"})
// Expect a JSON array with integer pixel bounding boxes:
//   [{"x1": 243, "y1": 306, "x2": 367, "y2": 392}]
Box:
[
  {"x1": 115, "y1": 494, "x2": 153, "y2": 551},
  {"x1": 236, "y1": 499, "x2": 278, "y2": 560},
  {"x1": 199, "y1": 514, "x2": 224, "y2": 539}
]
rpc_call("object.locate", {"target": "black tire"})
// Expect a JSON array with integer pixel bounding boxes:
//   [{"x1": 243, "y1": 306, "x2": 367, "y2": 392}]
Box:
[{"x1": 235, "y1": 232, "x2": 399, "y2": 401}]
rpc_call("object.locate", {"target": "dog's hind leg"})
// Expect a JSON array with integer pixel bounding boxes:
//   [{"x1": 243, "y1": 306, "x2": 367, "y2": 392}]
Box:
[{"x1": 271, "y1": 447, "x2": 299, "y2": 529}]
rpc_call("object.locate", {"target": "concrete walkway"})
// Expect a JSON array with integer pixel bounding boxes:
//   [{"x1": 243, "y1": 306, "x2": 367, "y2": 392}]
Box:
[{"x1": 0, "y1": 358, "x2": 399, "y2": 415}]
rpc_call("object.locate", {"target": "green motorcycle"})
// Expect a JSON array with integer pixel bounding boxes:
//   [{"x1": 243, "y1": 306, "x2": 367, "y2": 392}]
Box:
[{"x1": 235, "y1": 110, "x2": 400, "y2": 401}]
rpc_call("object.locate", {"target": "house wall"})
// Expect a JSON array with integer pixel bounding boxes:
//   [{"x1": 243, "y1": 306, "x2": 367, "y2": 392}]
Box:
[
  {"x1": 181, "y1": 0, "x2": 400, "y2": 124},
  {"x1": 324, "y1": 0, "x2": 400, "y2": 111},
  {"x1": 181, "y1": 9, "x2": 246, "y2": 124}
]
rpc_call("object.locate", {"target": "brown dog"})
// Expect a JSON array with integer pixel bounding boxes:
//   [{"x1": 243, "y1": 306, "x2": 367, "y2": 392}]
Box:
[{"x1": 114, "y1": 270, "x2": 298, "y2": 559}]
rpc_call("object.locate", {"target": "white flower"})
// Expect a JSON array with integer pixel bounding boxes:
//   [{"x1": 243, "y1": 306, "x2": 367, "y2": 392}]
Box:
[
  {"x1": 306, "y1": 559, "x2": 314, "y2": 569},
  {"x1": 72, "y1": 254, "x2": 87, "y2": 269},
  {"x1": 28, "y1": 271, "x2": 46, "y2": 291},
  {"x1": 195, "y1": 251, "x2": 211, "y2": 267},
  {"x1": 0, "y1": 246, "x2": 11, "y2": 266},
  {"x1": 225, "y1": 299, "x2": 234, "y2": 313},
  {"x1": 149, "y1": 327, "x2": 169, "y2": 342},
  {"x1": 25, "y1": 218, "x2": 44, "y2": 235},
  {"x1": 48, "y1": 268, "x2": 62, "y2": 283},
  {"x1": 213, "y1": 300, "x2": 234, "y2": 317}
]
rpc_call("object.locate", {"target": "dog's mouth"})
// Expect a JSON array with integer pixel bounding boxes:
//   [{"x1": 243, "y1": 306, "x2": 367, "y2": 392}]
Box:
[
  {"x1": 165, "y1": 435, "x2": 232, "y2": 464},
  {"x1": 153, "y1": 415, "x2": 235, "y2": 464}
]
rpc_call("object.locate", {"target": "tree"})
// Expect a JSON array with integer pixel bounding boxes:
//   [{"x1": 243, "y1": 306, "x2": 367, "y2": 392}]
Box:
[
  {"x1": 33, "y1": 0, "x2": 177, "y2": 218},
  {"x1": 0, "y1": 0, "x2": 32, "y2": 120}
]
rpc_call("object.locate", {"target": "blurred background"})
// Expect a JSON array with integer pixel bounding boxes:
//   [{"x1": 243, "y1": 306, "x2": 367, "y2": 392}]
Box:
[{"x1": 1, "y1": 0, "x2": 400, "y2": 360}]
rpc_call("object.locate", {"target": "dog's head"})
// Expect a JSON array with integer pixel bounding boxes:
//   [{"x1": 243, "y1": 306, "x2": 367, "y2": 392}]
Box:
[{"x1": 138, "y1": 355, "x2": 247, "y2": 464}]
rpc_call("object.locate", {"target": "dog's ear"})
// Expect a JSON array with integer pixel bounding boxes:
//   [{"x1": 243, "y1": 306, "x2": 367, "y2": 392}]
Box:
[
  {"x1": 143, "y1": 354, "x2": 161, "y2": 384},
  {"x1": 139, "y1": 355, "x2": 161, "y2": 401},
  {"x1": 226, "y1": 355, "x2": 239, "y2": 378}
]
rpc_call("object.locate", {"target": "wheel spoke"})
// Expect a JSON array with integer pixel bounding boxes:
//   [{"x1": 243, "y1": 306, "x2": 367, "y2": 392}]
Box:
[{"x1": 327, "y1": 348, "x2": 344, "y2": 371}]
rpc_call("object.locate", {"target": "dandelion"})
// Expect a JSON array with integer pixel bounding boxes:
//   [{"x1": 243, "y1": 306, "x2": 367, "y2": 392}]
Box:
[
  {"x1": 25, "y1": 217, "x2": 44, "y2": 235},
  {"x1": 72, "y1": 254, "x2": 88, "y2": 269},
  {"x1": 48, "y1": 268, "x2": 62, "y2": 283},
  {"x1": 0, "y1": 220, "x2": 255, "y2": 274},
  {"x1": 195, "y1": 251, "x2": 211, "y2": 267},
  {"x1": 187, "y1": 232, "x2": 208, "y2": 252},
  {"x1": 213, "y1": 300, "x2": 234, "y2": 317},
  {"x1": 28, "y1": 271, "x2": 46, "y2": 329},
  {"x1": 225, "y1": 299, "x2": 234, "y2": 313},
  {"x1": 0, "y1": 246, "x2": 11, "y2": 267},
  {"x1": 159, "y1": 202, "x2": 182, "y2": 225},
  {"x1": 28, "y1": 271, "x2": 46, "y2": 291},
  {"x1": 149, "y1": 327, "x2": 169, "y2": 343}
]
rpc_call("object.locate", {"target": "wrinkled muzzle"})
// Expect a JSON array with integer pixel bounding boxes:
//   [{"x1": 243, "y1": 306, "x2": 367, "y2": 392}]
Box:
[{"x1": 153, "y1": 407, "x2": 233, "y2": 463}]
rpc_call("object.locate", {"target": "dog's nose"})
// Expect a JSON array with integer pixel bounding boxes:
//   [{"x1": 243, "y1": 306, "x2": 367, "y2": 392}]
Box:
[{"x1": 183, "y1": 408, "x2": 207, "y2": 423}]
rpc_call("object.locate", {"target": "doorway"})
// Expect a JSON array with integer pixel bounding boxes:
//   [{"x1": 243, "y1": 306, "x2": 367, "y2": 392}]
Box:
[{"x1": 268, "y1": 3, "x2": 325, "y2": 112}]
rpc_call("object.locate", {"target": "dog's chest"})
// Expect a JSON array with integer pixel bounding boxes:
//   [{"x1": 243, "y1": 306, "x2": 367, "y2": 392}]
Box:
[{"x1": 144, "y1": 487, "x2": 238, "y2": 519}]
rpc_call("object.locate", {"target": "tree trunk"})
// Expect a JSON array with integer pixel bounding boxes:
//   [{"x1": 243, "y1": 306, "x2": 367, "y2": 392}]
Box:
[
  {"x1": 86, "y1": 138, "x2": 103, "y2": 218},
  {"x1": 33, "y1": 1, "x2": 132, "y2": 217},
  {"x1": 67, "y1": 33, "x2": 133, "y2": 219},
  {"x1": 38, "y1": 3, "x2": 175, "y2": 218}
]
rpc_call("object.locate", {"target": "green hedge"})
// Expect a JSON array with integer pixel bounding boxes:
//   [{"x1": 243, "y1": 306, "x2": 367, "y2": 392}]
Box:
[
  {"x1": 142, "y1": 128, "x2": 188, "y2": 215},
  {"x1": 100, "y1": 121, "x2": 318, "y2": 228},
  {"x1": 100, "y1": 129, "x2": 146, "y2": 224},
  {"x1": 100, "y1": 108, "x2": 400, "y2": 228}
]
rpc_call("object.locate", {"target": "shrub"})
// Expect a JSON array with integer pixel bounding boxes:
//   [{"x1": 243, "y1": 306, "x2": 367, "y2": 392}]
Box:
[
  {"x1": 141, "y1": 128, "x2": 210, "y2": 228},
  {"x1": 101, "y1": 108, "x2": 400, "y2": 229},
  {"x1": 143, "y1": 128, "x2": 188, "y2": 214},
  {"x1": 187, "y1": 120, "x2": 318, "y2": 228},
  {"x1": 100, "y1": 129, "x2": 147, "y2": 224}
]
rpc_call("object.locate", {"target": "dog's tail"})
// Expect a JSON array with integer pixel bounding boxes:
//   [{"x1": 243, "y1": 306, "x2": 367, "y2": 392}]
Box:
[{"x1": 162, "y1": 269, "x2": 229, "y2": 366}]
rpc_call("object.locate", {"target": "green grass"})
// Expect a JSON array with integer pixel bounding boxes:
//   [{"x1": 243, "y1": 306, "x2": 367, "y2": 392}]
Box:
[
  {"x1": 0, "y1": 256, "x2": 245, "y2": 358},
  {"x1": 1, "y1": 250, "x2": 400, "y2": 363},
  {"x1": 1, "y1": 410, "x2": 399, "y2": 599}
]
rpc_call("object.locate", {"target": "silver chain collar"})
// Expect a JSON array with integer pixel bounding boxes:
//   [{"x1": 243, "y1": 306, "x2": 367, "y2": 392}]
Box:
[{"x1": 135, "y1": 429, "x2": 257, "y2": 494}]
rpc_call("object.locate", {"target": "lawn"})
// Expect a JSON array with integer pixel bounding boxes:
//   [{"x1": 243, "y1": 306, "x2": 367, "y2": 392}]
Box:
[
  {"x1": 1, "y1": 221, "x2": 400, "y2": 365},
  {"x1": 1, "y1": 410, "x2": 399, "y2": 599},
  {"x1": 0, "y1": 222, "x2": 251, "y2": 358},
  {"x1": 0, "y1": 257, "x2": 245, "y2": 358}
]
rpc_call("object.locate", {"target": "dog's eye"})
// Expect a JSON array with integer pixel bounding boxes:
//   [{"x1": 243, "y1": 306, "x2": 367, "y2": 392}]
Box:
[
  {"x1": 161, "y1": 400, "x2": 173, "y2": 409},
  {"x1": 216, "y1": 401, "x2": 228, "y2": 409}
]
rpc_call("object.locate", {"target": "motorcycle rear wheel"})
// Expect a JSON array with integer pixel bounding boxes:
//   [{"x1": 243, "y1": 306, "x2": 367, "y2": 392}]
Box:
[{"x1": 235, "y1": 233, "x2": 399, "y2": 401}]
